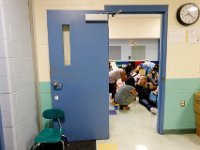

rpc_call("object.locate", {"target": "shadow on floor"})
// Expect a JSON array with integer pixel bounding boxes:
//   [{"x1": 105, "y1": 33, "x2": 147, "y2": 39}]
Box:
[{"x1": 35, "y1": 140, "x2": 96, "y2": 150}]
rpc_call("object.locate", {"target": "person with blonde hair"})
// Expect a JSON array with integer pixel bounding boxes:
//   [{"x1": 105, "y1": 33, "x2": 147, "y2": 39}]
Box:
[{"x1": 135, "y1": 76, "x2": 157, "y2": 114}]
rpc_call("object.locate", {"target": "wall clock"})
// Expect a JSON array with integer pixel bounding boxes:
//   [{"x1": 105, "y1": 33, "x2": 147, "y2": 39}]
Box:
[{"x1": 176, "y1": 3, "x2": 200, "y2": 26}]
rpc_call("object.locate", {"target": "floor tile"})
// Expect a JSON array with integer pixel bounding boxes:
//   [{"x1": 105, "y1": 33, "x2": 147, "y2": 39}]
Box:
[
  {"x1": 98, "y1": 101, "x2": 200, "y2": 150},
  {"x1": 98, "y1": 143, "x2": 118, "y2": 150}
]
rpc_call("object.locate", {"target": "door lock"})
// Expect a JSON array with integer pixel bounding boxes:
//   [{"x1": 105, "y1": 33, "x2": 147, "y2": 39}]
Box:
[{"x1": 52, "y1": 80, "x2": 63, "y2": 90}]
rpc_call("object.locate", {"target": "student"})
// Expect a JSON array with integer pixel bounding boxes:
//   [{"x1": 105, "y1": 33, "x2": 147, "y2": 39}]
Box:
[
  {"x1": 147, "y1": 65, "x2": 159, "y2": 86},
  {"x1": 109, "y1": 66, "x2": 132, "y2": 101},
  {"x1": 109, "y1": 62, "x2": 113, "y2": 71},
  {"x1": 115, "y1": 77, "x2": 138, "y2": 110},
  {"x1": 135, "y1": 76, "x2": 157, "y2": 114},
  {"x1": 140, "y1": 59, "x2": 155, "y2": 75}
]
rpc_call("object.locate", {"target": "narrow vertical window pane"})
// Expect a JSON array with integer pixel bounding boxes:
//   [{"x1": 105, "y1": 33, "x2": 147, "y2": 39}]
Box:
[{"x1": 63, "y1": 25, "x2": 71, "y2": 66}]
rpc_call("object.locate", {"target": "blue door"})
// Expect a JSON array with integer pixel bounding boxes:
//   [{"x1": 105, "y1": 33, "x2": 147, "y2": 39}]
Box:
[{"x1": 47, "y1": 10, "x2": 109, "y2": 141}]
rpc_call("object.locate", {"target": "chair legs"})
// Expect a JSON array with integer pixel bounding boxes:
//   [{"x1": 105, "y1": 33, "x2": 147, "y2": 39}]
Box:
[
  {"x1": 33, "y1": 142, "x2": 65, "y2": 150},
  {"x1": 33, "y1": 140, "x2": 66, "y2": 150},
  {"x1": 32, "y1": 143, "x2": 36, "y2": 150},
  {"x1": 32, "y1": 143, "x2": 40, "y2": 150},
  {"x1": 61, "y1": 134, "x2": 68, "y2": 143},
  {"x1": 62, "y1": 134, "x2": 70, "y2": 147},
  {"x1": 61, "y1": 140, "x2": 65, "y2": 150}
]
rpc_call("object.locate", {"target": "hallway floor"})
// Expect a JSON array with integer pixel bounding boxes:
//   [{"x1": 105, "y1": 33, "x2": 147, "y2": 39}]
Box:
[{"x1": 97, "y1": 100, "x2": 200, "y2": 150}]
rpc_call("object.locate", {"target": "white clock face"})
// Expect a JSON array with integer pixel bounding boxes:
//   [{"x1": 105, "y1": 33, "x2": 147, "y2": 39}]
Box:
[{"x1": 180, "y1": 4, "x2": 199, "y2": 24}]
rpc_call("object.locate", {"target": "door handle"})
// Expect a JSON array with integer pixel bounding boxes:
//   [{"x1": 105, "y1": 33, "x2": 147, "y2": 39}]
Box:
[{"x1": 52, "y1": 80, "x2": 63, "y2": 90}]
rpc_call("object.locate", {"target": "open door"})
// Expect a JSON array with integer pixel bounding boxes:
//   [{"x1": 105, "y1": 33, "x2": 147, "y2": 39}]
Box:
[{"x1": 47, "y1": 10, "x2": 109, "y2": 141}]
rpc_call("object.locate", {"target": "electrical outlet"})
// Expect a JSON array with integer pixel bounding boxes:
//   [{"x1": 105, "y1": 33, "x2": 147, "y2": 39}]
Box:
[{"x1": 180, "y1": 100, "x2": 185, "y2": 107}]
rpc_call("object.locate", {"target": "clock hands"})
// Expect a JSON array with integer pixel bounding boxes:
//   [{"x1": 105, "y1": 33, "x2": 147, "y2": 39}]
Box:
[
  {"x1": 183, "y1": 12, "x2": 195, "y2": 19},
  {"x1": 188, "y1": 12, "x2": 195, "y2": 18}
]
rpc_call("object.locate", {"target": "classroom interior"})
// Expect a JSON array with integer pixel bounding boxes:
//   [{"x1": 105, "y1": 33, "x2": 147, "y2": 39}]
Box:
[{"x1": 99, "y1": 14, "x2": 200, "y2": 150}]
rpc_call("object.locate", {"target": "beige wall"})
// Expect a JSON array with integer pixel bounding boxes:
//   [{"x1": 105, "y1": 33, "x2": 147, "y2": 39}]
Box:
[
  {"x1": 109, "y1": 15, "x2": 161, "y2": 39},
  {"x1": 32, "y1": 0, "x2": 200, "y2": 81}
]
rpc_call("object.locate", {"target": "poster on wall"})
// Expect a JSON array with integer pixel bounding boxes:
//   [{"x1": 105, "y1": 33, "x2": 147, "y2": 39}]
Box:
[{"x1": 188, "y1": 28, "x2": 200, "y2": 44}]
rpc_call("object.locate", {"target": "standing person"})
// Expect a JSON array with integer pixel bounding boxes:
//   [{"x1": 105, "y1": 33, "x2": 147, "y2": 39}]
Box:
[
  {"x1": 109, "y1": 66, "x2": 132, "y2": 103},
  {"x1": 115, "y1": 77, "x2": 138, "y2": 110},
  {"x1": 135, "y1": 76, "x2": 157, "y2": 114},
  {"x1": 140, "y1": 59, "x2": 155, "y2": 75}
]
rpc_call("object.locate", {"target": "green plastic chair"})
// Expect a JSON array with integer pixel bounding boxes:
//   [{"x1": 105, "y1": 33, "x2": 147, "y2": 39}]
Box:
[{"x1": 33, "y1": 109, "x2": 67, "y2": 150}]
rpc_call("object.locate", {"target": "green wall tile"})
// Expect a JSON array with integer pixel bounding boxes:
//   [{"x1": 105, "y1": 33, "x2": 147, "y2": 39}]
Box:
[
  {"x1": 39, "y1": 80, "x2": 200, "y2": 131},
  {"x1": 41, "y1": 94, "x2": 52, "y2": 106},
  {"x1": 164, "y1": 78, "x2": 200, "y2": 130},
  {"x1": 39, "y1": 82, "x2": 51, "y2": 93},
  {"x1": 39, "y1": 82, "x2": 52, "y2": 129},
  {"x1": 165, "y1": 78, "x2": 200, "y2": 90}
]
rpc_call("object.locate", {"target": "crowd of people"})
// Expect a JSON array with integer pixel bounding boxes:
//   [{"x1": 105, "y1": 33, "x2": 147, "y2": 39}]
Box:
[{"x1": 109, "y1": 60, "x2": 159, "y2": 114}]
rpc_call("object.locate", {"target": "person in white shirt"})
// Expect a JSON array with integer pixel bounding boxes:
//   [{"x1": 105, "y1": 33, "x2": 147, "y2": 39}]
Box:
[{"x1": 109, "y1": 66, "x2": 132, "y2": 102}]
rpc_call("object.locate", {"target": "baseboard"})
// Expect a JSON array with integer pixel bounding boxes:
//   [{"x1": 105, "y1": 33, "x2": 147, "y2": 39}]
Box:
[{"x1": 163, "y1": 129, "x2": 195, "y2": 134}]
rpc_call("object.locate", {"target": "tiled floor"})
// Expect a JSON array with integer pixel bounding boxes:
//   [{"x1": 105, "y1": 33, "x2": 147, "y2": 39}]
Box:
[{"x1": 97, "y1": 100, "x2": 200, "y2": 150}]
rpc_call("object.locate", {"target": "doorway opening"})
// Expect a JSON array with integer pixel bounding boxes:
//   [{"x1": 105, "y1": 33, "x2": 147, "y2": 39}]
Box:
[
  {"x1": 106, "y1": 5, "x2": 168, "y2": 134},
  {"x1": 108, "y1": 14, "x2": 161, "y2": 135}
]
